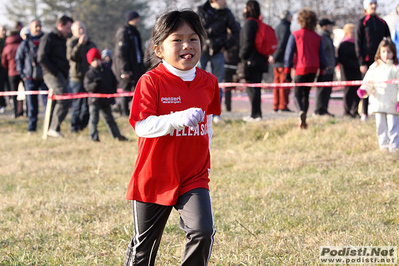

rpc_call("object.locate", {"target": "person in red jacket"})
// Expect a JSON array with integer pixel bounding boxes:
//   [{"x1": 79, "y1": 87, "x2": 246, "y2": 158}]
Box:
[
  {"x1": 1, "y1": 27, "x2": 23, "y2": 118},
  {"x1": 284, "y1": 8, "x2": 327, "y2": 129},
  {"x1": 124, "y1": 10, "x2": 220, "y2": 266}
]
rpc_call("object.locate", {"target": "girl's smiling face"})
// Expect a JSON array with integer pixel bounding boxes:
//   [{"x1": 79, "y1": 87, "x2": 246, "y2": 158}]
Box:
[
  {"x1": 380, "y1": 46, "x2": 393, "y2": 63},
  {"x1": 155, "y1": 23, "x2": 201, "y2": 70}
]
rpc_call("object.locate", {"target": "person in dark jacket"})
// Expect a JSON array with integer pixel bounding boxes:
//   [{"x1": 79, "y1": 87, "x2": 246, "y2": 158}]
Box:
[
  {"x1": 113, "y1": 10, "x2": 145, "y2": 117},
  {"x1": 67, "y1": 21, "x2": 96, "y2": 133},
  {"x1": 269, "y1": 10, "x2": 292, "y2": 113},
  {"x1": 15, "y1": 19, "x2": 48, "y2": 133},
  {"x1": 314, "y1": 18, "x2": 336, "y2": 117},
  {"x1": 284, "y1": 8, "x2": 327, "y2": 129},
  {"x1": 0, "y1": 25, "x2": 8, "y2": 112},
  {"x1": 84, "y1": 48, "x2": 127, "y2": 142},
  {"x1": 1, "y1": 27, "x2": 23, "y2": 118},
  {"x1": 197, "y1": 0, "x2": 240, "y2": 114},
  {"x1": 356, "y1": 0, "x2": 390, "y2": 121},
  {"x1": 38, "y1": 15, "x2": 73, "y2": 138},
  {"x1": 223, "y1": 23, "x2": 240, "y2": 112},
  {"x1": 338, "y1": 23, "x2": 362, "y2": 118},
  {"x1": 239, "y1": 0, "x2": 268, "y2": 122}
]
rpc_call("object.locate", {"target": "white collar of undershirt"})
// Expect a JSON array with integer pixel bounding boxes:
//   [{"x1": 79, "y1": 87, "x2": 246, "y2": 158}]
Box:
[{"x1": 162, "y1": 60, "x2": 196, "y2": 81}]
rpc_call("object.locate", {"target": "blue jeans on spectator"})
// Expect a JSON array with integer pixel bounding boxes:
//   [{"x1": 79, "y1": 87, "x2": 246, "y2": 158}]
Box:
[
  {"x1": 25, "y1": 78, "x2": 48, "y2": 132},
  {"x1": 199, "y1": 52, "x2": 224, "y2": 104},
  {"x1": 70, "y1": 80, "x2": 89, "y2": 132}
]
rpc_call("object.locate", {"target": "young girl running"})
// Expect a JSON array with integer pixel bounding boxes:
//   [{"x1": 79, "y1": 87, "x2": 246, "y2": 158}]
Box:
[
  {"x1": 124, "y1": 10, "x2": 221, "y2": 266},
  {"x1": 357, "y1": 38, "x2": 399, "y2": 152}
]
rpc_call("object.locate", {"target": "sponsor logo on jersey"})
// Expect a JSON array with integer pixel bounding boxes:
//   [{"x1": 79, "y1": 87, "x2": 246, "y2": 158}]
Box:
[{"x1": 161, "y1": 96, "x2": 181, "y2": 104}]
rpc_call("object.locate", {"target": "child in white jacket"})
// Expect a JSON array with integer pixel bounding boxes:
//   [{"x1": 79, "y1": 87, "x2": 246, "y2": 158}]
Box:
[{"x1": 357, "y1": 38, "x2": 399, "y2": 152}]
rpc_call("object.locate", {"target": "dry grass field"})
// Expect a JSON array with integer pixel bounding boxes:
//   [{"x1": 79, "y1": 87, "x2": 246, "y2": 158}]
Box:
[{"x1": 1, "y1": 113, "x2": 398, "y2": 265}]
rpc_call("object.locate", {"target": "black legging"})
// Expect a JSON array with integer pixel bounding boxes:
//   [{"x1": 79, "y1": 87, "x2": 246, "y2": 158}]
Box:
[{"x1": 293, "y1": 73, "x2": 316, "y2": 114}]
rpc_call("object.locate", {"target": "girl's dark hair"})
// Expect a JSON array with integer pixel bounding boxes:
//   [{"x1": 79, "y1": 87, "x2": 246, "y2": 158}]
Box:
[
  {"x1": 297, "y1": 8, "x2": 317, "y2": 31},
  {"x1": 150, "y1": 9, "x2": 206, "y2": 69},
  {"x1": 244, "y1": 0, "x2": 260, "y2": 19},
  {"x1": 375, "y1": 37, "x2": 398, "y2": 65}
]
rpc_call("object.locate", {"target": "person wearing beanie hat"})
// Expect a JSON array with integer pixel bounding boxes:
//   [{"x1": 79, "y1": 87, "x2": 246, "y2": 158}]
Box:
[
  {"x1": 19, "y1": 26, "x2": 30, "y2": 40},
  {"x1": 356, "y1": 0, "x2": 390, "y2": 121},
  {"x1": 125, "y1": 10, "x2": 140, "y2": 22},
  {"x1": 101, "y1": 48, "x2": 112, "y2": 68},
  {"x1": 113, "y1": 9, "x2": 145, "y2": 117},
  {"x1": 363, "y1": 0, "x2": 377, "y2": 10},
  {"x1": 84, "y1": 47, "x2": 128, "y2": 142},
  {"x1": 279, "y1": 10, "x2": 291, "y2": 20},
  {"x1": 86, "y1": 47, "x2": 101, "y2": 64},
  {"x1": 269, "y1": 9, "x2": 293, "y2": 113}
]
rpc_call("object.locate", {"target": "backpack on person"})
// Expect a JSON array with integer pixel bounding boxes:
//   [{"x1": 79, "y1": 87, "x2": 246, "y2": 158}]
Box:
[{"x1": 248, "y1": 18, "x2": 278, "y2": 57}]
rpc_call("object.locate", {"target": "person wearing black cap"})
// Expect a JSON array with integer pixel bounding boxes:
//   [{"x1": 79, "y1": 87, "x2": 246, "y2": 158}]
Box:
[
  {"x1": 314, "y1": 18, "x2": 336, "y2": 117},
  {"x1": 113, "y1": 10, "x2": 145, "y2": 117}
]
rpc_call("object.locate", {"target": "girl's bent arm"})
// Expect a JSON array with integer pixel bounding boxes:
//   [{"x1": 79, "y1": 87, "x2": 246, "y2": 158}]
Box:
[
  {"x1": 134, "y1": 108, "x2": 205, "y2": 138},
  {"x1": 134, "y1": 114, "x2": 176, "y2": 138}
]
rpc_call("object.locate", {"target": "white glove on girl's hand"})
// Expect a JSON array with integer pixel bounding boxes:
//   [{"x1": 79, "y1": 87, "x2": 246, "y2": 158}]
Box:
[{"x1": 170, "y1": 107, "x2": 204, "y2": 130}]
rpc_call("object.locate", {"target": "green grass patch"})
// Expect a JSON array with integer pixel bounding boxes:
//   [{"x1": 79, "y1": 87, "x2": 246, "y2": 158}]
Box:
[{"x1": 1, "y1": 115, "x2": 398, "y2": 265}]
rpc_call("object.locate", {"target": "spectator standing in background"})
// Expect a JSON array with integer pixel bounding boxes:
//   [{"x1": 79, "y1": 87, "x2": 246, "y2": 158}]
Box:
[
  {"x1": 16, "y1": 20, "x2": 48, "y2": 134},
  {"x1": 239, "y1": 0, "x2": 269, "y2": 122},
  {"x1": 338, "y1": 23, "x2": 362, "y2": 118},
  {"x1": 113, "y1": 10, "x2": 145, "y2": 117},
  {"x1": 393, "y1": 4, "x2": 399, "y2": 60},
  {"x1": 269, "y1": 10, "x2": 293, "y2": 113},
  {"x1": 197, "y1": 0, "x2": 240, "y2": 119},
  {"x1": 1, "y1": 25, "x2": 23, "y2": 118},
  {"x1": 223, "y1": 24, "x2": 240, "y2": 112},
  {"x1": 38, "y1": 15, "x2": 74, "y2": 138},
  {"x1": 356, "y1": 0, "x2": 390, "y2": 121},
  {"x1": 284, "y1": 8, "x2": 327, "y2": 129},
  {"x1": 67, "y1": 21, "x2": 96, "y2": 133},
  {"x1": 0, "y1": 25, "x2": 8, "y2": 113},
  {"x1": 314, "y1": 18, "x2": 336, "y2": 117},
  {"x1": 84, "y1": 48, "x2": 127, "y2": 142}
]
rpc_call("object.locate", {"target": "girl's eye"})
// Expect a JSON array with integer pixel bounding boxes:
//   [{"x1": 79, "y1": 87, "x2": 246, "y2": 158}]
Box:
[
  {"x1": 173, "y1": 39, "x2": 181, "y2": 42},
  {"x1": 190, "y1": 38, "x2": 199, "y2": 41}
]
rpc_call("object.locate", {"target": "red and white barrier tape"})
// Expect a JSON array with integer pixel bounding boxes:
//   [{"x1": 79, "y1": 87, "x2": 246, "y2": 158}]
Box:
[{"x1": 1, "y1": 79, "x2": 398, "y2": 99}]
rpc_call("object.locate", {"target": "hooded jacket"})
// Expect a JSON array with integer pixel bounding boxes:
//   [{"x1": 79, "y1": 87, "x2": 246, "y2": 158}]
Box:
[
  {"x1": 15, "y1": 33, "x2": 44, "y2": 80},
  {"x1": 1, "y1": 33, "x2": 22, "y2": 76}
]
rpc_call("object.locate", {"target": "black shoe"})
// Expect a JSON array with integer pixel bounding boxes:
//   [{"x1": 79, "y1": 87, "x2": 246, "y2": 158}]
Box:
[
  {"x1": 325, "y1": 112, "x2": 335, "y2": 117},
  {"x1": 278, "y1": 108, "x2": 294, "y2": 113},
  {"x1": 118, "y1": 135, "x2": 128, "y2": 141}
]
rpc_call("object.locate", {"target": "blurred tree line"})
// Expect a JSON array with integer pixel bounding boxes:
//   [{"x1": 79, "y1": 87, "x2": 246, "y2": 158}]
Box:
[{"x1": 3, "y1": 0, "x2": 393, "y2": 51}]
